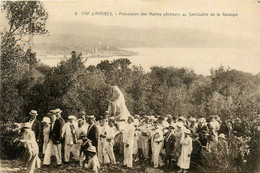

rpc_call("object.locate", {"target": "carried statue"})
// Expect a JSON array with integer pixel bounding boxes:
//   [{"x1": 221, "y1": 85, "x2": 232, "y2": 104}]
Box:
[{"x1": 107, "y1": 85, "x2": 131, "y2": 131}]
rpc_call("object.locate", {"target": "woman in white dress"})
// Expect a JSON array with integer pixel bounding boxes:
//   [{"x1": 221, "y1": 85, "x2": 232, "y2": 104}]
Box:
[
  {"x1": 18, "y1": 122, "x2": 41, "y2": 173},
  {"x1": 177, "y1": 128, "x2": 193, "y2": 173},
  {"x1": 42, "y1": 117, "x2": 51, "y2": 155}
]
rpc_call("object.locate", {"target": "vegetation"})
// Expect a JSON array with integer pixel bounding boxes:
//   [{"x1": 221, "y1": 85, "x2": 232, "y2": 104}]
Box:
[{"x1": 1, "y1": 1, "x2": 260, "y2": 172}]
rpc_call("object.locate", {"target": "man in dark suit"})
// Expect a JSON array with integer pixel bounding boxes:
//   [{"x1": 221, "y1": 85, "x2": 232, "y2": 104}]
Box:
[
  {"x1": 55, "y1": 108, "x2": 65, "y2": 128},
  {"x1": 27, "y1": 110, "x2": 42, "y2": 143},
  {"x1": 43, "y1": 111, "x2": 62, "y2": 166},
  {"x1": 190, "y1": 133, "x2": 202, "y2": 171},
  {"x1": 86, "y1": 115, "x2": 99, "y2": 150},
  {"x1": 164, "y1": 125, "x2": 176, "y2": 171}
]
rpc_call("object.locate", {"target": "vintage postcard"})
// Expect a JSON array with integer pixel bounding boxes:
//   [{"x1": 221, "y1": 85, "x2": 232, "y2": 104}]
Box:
[{"x1": 1, "y1": 1, "x2": 260, "y2": 173}]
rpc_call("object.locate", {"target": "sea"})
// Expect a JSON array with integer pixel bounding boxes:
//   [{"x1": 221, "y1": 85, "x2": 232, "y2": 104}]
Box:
[{"x1": 37, "y1": 47, "x2": 260, "y2": 76}]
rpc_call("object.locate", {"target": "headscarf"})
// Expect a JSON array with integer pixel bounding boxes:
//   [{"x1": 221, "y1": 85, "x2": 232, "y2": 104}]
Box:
[{"x1": 108, "y1": 86, "x2": 131, "y2": 120}]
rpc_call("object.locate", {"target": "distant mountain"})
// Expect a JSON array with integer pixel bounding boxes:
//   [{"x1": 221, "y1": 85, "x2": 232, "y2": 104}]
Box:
[{"x1": 32, "y1": 21, "x2": 256, "y2": 54}]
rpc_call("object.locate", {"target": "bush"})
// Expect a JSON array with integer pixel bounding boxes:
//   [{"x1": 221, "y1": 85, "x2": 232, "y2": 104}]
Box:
[
  {"x1": 0, "y1": 121, "x2": 25, "y2": 159},
  {"x1": 200, "y1": 136, "x2": 249, "y2": 173}
]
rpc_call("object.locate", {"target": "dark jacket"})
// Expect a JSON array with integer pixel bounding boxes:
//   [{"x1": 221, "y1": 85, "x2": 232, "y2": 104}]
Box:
[
  {"x1": 32, "y1": 119, "x2": 42, "y2": 142},
  {"x1": 57, "y1": 117, "x2": 65, "y2": 128},
  {"x1": 50, "y1": 119, "x2": 62, "y2": 145},
  {"x1": 164, "y1": 132, "x2": 175, "y2": 156},
  {"x1": 199, "y1": 136, "x2": 208, "y2": 149},
  {"x1": 86, "y1": 124, "x2": 99, "y2": 149},
  {"x1": 191, "y1": 139, "x2": 202, "y2": 164},
  {"x1": 190, "y1": 139, "x2": 203, "y2": 171},
  {"x1": 26, "y1": 118, "x2": 42, "y2": 142},
  {"x1": 196, "y1": 125, "x2": 209, "y2": 135}
]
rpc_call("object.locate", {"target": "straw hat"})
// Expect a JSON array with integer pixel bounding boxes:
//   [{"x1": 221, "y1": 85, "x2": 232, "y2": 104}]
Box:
[
  {"x1": 198, "y1": 118, "x2": 206, "y2": 123},
  {"x1": 50, "y1": 110, "x2": 56, "y2": 114},
  {"x1": 190, "y1": 117, "x2": 196, "y2": 122},
  {"x1": 87, "y1": 115, "x2": 95, "y2": 119},
  {"x1": 149, "y1": 115, "x2": 156, "y2": 120},
  {"x1": 23, "y1": 122, "x2": 31, "y2": 129},
  {"x1": 80, "y1": 111, "x2": 86, "y2": 115},
  {"x1": 68, "y1": 115, "x2": 77, "y2": 120},
  {"x1": 29, "y1": 110, "x2": 38, "y2": 116},
  {"x1": 42, "y1": 117, "x2": 51, "y2": 124},
  {"x1": 176, "y1": 122, "x2": 184, "y2": 128},
  {"x1": 177, "y1": 116, "x2": 186, "y2": 122},
  {"x1": 55, "y1": 108, "x2": 62, "y2": 114},
  {"x1": 219, "y1": 133, "x2": 226, "y2": 139}
]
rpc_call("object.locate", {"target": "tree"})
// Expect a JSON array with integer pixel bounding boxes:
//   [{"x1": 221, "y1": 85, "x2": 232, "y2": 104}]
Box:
[
  {"x1": 1, "y1": 1, "x2": 48, "y2": 122},
  {"x1": 1, "y1": 1, "x2": 48, "y2": 49},
  {"x1": 209, "y1": 66, "x2": 260, "y2": 117}
]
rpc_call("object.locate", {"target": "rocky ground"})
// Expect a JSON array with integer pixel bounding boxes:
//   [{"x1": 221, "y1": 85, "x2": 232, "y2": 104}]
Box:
[{"x1": 0, "y1": 154, "x2": 169, "y2": 173}]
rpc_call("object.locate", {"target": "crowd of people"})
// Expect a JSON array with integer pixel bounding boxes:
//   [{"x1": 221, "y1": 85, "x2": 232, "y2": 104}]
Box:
[
  {"x1": 12, "y1": 85, "x2": 260, "y2": 173},
  {"x1": 15, "y1": 108, "x2": 260, "y2": 173}
]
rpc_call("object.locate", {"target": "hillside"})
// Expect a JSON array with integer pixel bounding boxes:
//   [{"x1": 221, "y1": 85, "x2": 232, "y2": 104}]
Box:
[{"x1": 32, "y1": 21, "x2": 255, "y2": 54}]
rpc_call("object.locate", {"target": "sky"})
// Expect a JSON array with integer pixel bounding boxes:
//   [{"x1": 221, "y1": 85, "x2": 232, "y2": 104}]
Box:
[
  {"x1": 43, "y1": 1, "x2": 260, "y2": 39},
  {"x1": 11, "y1": 1, "x2": 260, "y2": 76}
]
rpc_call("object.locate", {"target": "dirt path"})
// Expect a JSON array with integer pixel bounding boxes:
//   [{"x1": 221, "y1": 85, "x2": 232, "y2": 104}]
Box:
[{"x1": 0, "y1": 158, "x2": 167, "y2": 173}]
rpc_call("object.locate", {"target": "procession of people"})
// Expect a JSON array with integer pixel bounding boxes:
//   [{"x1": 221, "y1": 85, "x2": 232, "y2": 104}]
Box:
[{"x1": 14, "y1": 86, "x2": 260, "y2": 173}]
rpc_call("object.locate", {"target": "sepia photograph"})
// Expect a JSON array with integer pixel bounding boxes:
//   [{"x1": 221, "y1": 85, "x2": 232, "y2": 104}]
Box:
[{"x1": 1, "y1": 1, "x2": 260, "y2": 173}]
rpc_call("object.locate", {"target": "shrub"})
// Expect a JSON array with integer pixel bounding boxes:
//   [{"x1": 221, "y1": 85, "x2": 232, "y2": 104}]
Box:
[{"x1": 0, "y1": 121, "x2": 25, "y2": 159}]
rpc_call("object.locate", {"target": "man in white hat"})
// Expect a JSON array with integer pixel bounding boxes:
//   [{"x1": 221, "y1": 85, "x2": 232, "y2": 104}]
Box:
[
  {"x1": 97, "y1": 117, "x2": 107, "y2": 164},
  {"x1": 26, "y1": 110, "x2": 42, "y2": 143},
  {"x1": 133, "y1": 116, "x2": 140, "y2": 162},
  {"x1": 123, "y1": 116, "x2": 135, "y2": 168},
  {"x1": 55, "y1": 108, "x2": 65, "y2": 128},
  {"x1": 86, "y1": 115, "x2": 99, "y2": 150},
  {"x1": 103, "y1": 118, "x2": 119, "y2": 164},
  {"x1": 61, "y1": 115, "x2": 79, "y2": 163},
  {"x1": 43, "y1": 112, "x2": 63, "y2": 166}
]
